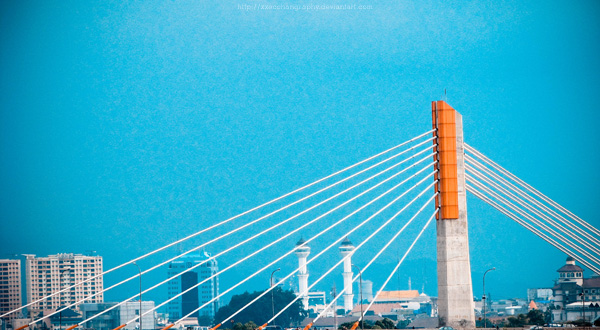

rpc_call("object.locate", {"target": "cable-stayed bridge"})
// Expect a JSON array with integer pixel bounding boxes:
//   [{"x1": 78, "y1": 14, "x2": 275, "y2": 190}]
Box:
[{"x1": 3, "y1": 101, "x2": 598, "y2": 330}]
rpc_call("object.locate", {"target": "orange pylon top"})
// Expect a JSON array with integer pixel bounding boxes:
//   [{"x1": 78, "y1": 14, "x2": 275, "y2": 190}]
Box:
[{"x1": 432, "y1": 101, "x2": 459, "y2": 220}]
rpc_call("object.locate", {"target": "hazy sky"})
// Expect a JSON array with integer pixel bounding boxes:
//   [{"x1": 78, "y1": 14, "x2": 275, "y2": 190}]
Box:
[{"x1": 1, "y1": 0, "x2": 599, "y2": 310}]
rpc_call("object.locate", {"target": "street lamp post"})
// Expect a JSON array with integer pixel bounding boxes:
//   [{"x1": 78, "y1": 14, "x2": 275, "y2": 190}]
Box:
[
  {"x1": 132, "y1": 262, "x2": 142, "y2": 330},
  {"x1": 59, "y1": 269, "x2": 70, "y2": 330},
  {"x1": 579, "y1": 292, "x2": 585, "y2": 322},
  {"x1": 352, "y1": 265, "x2": 363, "y2": 330},
  {"x1": 483, "y1": 267, "x2": 496, "y2": 329},
  {"x1": 270, "y1": 268, "x2": 281, "y2": 322}
]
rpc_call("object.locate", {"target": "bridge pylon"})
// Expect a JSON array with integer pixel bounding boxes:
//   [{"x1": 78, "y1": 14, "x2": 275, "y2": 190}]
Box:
[{"x1": 432, "y1": 101, "x2": 475, "y2": 329}]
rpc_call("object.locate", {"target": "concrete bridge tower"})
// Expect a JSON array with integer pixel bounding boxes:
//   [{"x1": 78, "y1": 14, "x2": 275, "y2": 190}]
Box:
[
  {"x1": 339, "y1": 237, "x2": 355, "y2": 313},
  {"x1": 295, "y1": 238, "x2": 310, "y2": 310},
  {"x1": 432, "y1": 101, "x2": 475, "y2": 329}
]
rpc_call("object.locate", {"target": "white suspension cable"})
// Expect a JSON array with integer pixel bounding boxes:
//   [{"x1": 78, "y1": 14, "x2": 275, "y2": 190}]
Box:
[
  {"x1": 465, "y1": 154, "x2": 600, "y2": 248},
  {"x1": 356, "y1": 209, "x2": 437, "y2": 326},
  {"x1": 467, "y1": 183, "x2": 600, "y2": 275},
  {"x1": 465, "y1": 163, "x2": 600, "y2": 254},
  {"x1": 180, "y1": 176, "x2": 438, "y2": 329},
  {"x1": 38, "y1": 148, "x2": 436, "y2": 326},
  {"x1": 466, "y1": 173, "x2": 600, "y2": 267},
  {"x1": 467, "y1": 176, "x2": 600, "y2": 273},
  {"x1": 465, "y1": 144, "x2": 600, "y2": 237},
  {"x1": 311, "y1": 200, "x2": 437, "y2": 327},
  {"x1": 120, "y1": 158, "x2": 436, "y2": 327},
  {"x1": 266, "y1": 183, "x2": 438, "y2": 328},
  {"x1": 466, "y1": 172, "x2": 600, "y2": 266},
  {"x1": 3, "y1": 130, "x2": 435, "y2": 320}
]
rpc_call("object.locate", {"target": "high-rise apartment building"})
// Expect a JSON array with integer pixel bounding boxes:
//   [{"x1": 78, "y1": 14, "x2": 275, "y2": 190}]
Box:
[
  {"x1": 25, "y1": 253, "x2": 103, "y2": 312},
  {"x1": 0, "y1": 259, "x2": 22, "y2": 320},
  {"x1": 167, "y1": 252, "x2": 219, "y2": 322}
]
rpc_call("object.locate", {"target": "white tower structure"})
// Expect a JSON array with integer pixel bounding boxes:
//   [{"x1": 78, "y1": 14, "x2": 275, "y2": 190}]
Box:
[
  {"x1": 339, "y1": 237, "x2": 355, "y2": 313},
  {"x1": 295, "y1": 238, "x2": 310, "y2": 310}
]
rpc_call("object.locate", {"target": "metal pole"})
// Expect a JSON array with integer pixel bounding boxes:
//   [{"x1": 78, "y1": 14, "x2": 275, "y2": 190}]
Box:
[
  {"x1": 133, "y1": 262, "x2": 142, "y2": 330},
  {"x1": 352, "y1": 265, "x2": 363, "y2": 330},
  {"x1": 483, "y1": 267, "x2": 495, "y2": 329},
  {"x1": 580, "y1": 293, "x2": 585, "y2": 322},
  {"x1": 270, "y1": 268, "x2": 280, "y2": 322}
]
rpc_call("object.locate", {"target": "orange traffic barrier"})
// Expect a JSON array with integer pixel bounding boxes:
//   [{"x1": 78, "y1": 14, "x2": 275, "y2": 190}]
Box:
[
  {"x1": 303, "y1": 322, "x2": 313, "y2": 330},
  {"x1": 161, "y1": 324, "x2": 175, "y2": 330},
  {"x1": 111, "y1": 324, "x2": 127, "y2": 330},
  {"x1": 15, "y1": 325, "x2": 29, "y2": 330},
  {"x1": 65, "y1": 324, "x2": 79, "y2": 330},
  {"x1": 257, "y1": 323, "x2": 268, "y2": 330},
  {"x1": 350, "y1": 321, "x2": 359, "y2": 330},
  {"x1": 210, "y1": 324, "x2": 222, "y2": 330},
  {"x1": 431, "y1": 100, "x2": 459, "y2": 220}
]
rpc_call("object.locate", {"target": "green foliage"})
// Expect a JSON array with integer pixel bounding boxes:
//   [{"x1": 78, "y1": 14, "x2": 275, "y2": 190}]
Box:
[
  {"x1": 375, "y1": 318, "x2": 396, "y2": 329},
  {"x1": 337, "y1": 319, "x2": 395, "y2": 330},
  {"x1": 232, "y1": 321, "x2": 257, "y2": 330},
  {"x1": 215, "y1": 287, "x2": 307, "y2": 328},
  {"x1": 543, "y1": 307, "x2": 553, "y2": 325},
  {"x1": 476, "y1": 318, "x2": 494, "y2": 328},
  {"x1": 395, "y1": 320, "x2": 410, "y2": 329},
  {"x1": 527, "y1": 310, "x2": 545, "y2": 326},
  {"x1": 506, "y1": 314, "x2": 527, "y2": 328}
]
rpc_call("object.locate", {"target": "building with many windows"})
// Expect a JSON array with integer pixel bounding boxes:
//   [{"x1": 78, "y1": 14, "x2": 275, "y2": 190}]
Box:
[
  {"x1": 25, "y1": 253, "x2": 103, "y2": 313},
  {"x1": 0, "y1": 259, "x2": 22, "y2": 321},
  {"x1": 167, "y1": 252, "x2": 219, "y2": 322}
]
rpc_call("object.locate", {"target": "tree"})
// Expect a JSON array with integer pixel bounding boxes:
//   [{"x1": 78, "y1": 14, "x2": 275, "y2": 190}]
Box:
[
  {"x1": 233, "y1": 321, "x2": 257, "y2": 330},
  {"x1": 395, "y1": 320, "x2": 410, "y2": 329},
  {"x1": 337, "y1": 319, "x2": 395, "y2": 330},
  {"x1": 375, "y1": 318, "x2": 395, "y2": 329},
  {"x1": 506, "y1": 314, "x2": 526, "y2": 328},
  {"x1": 527, "y1": 310, "x2": 545, "y2": 326},
  {"x1": 476, "y1": 318, "x2": 494, "y2": 328},
  {"x1": 214, "y1": 287, "x2": 307, "y2": 328}
]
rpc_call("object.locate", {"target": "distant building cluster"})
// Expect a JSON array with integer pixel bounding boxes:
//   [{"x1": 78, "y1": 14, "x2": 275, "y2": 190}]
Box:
[
  {"x1": 3, "y1": 245, "x2": 600, "y2": 330},
  {"x1": 482, "y1": 256, "x2": 600, "y2": 326},
  {"x1": 0, "y1": 252, "x2": 221, "y2": 330},
  {"x1": 295, "y1": 237, "x2": 436, "y2": 330}
]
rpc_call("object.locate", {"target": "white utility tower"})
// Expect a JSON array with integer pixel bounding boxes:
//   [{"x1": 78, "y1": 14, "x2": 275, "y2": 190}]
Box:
[
  {"x1": 295, "y1": 238, "x2": 310, "y2": 310},
  {"x1": 339, "y1": 237, "x2": 355, "y2": 313}
]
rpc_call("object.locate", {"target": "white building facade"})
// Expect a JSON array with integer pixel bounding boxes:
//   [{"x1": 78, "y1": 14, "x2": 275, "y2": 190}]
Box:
[
  {"x1": 25, "y1": 253, "x2": 103, "y2": 312},
  {"x1": 0, "y1": 259, "x2": 22, "y2": 321}
]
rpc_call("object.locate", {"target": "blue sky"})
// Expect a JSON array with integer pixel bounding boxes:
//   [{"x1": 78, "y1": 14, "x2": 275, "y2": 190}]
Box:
[{"x1": 1, "y1": 0, "x2": 599, "y2": 309}]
